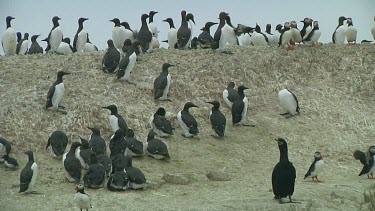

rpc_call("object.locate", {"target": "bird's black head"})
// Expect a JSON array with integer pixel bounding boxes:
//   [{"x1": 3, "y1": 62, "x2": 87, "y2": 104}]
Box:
[
  {"x1": 57, "y1": 70, "x2": 70, "y2": 78},
  {"x1": 266, "y1": 24, "x2": 271, "y2": 31},
  {"x1": 149, "y1": 11, "x2": 158, "y2": 17},
  {"x1": 87, "y1": 127, "x2": 101, "y2": 135},
  {"x1": 52, "y1": 16, "x2": 61, "y2": 24},
  {"x1": 123, "y1": 39, "x2": 132, "y2": 47},
  {"x1": 255, "y1": 23, "x2": 261, "y2": 33},
  {"x1": 107, "y1": 39, "x2": 115, "y2": 48},
  {"x1": 31, "y1": 34, "x2": 40, "y2": 42},
  {"x1": 206, "y1": 100, "x2": 220, "y2": 108},
  {"x1": 218, "y1": 12, "x2": 228, "y2": 20},
  {"x1": 147, "y1": 130, "x2": 155, "y2": 141},
  {"x1": 78, "y1": 136, "x2": 89, "y2": 148},
  {"x1": 227, "y1": 82, "x2": 235, "y2": 89},
  {"x1": 205, "y1": 22, "x2": 218, "y2": 29},
  {"x1": 237, "y1": 85, "x2": 249, "y2": 92},
  {"x1": 162, "y1": 63, "x2": 174, "y2": 71},
  {"x1": 6, "y1": 16, "x2": 15, "y2": 22},
  {"x1": 163, "y1": 18, "x2": 173, "y2": 24},
  {"x1": 368, "y1": 146, "x2": 375, "y2": 155},
  {"x1": 283, "y1": 22, "x2": 291, "y2": 30},
  {"x1": 183, "y1": 102, "x2": 198, "y2": 110},
  {"x1": 63, "y1": 37, "x2": 70, "y2": 44},
  {"x1": 70, "y1": 142, "x2": 82, "y2": 150},
  {"x1": 290, "y1": 21, "x2": 298, "y2": 29},
  {"x1": 186, "y1": 13, "x2": 195, "y2": 24},
  {"x1": 110, "y1": 18, "x2": 121, "y2": 26},
  {"x1": 313, "y1": 21, "x2": 319, "y2": 28},
  {"x1": 181, "y1": 10, "x2": 187, "y2": 17},
  {"x1": 275, "y1": 24, "x2": 283, "y2": 32},
  {"x1": 24, "y1": 150, "x2": 34, "y2": 160},
  {"x1": 102, "y1": 104, "x2": 118, "y2": 114},
  {"x1": 141, "y1": 14, "x2": 149, "y2": 21},
  {"x1": 115, "y1": 128, "x2": 125, "y2": 137},
  {"x1": 314, "y1": 151, "x2": 323, "y2": 160},
  {"x1": 78, "y1": 17, "x2": 88, "y2": 24},
  {"x1": 155, "y1": 107, "x2": 166, "y2": 116},
  {"x1": 120, "y1": 22, "x2": 131, "y2": 30},
  {"x1": 23, "y1": 33, "x2": 29, "y2": 40},
  {"x1": 275, "y1": 138, "x2": 287, "y2": 146},
  {"x1": 338, "y1": 16, "x2": 347, "y2": 24},
  {"x1": 126, "y1": 128, "x2": 134, "y2": 138},
  {"x1": 76, "y1": 183, "x2": 85, "y2": 194}
]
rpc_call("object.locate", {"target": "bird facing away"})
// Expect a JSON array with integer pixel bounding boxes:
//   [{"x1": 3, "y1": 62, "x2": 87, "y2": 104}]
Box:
[
  {"x1": 46, "y1": 130, "x2": 68, "y2": 158},
  {"x1": 278, "y1": 89, "x2": 300, "y2": 118},
  {"x1": 207, "y1": 100, "x2": 226, "y2": 138},
  {"x1": 19, "y1": 150, "x2": 38, "y2": 194},
  {"x1": 272, "y1": 138, "x2": 297, "y2": 204}
]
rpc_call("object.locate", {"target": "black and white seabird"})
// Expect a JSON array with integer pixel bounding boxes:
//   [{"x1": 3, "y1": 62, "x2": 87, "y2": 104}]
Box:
[
  {"x1": 73, "y1": 184, "x2": 92, "y2": 211},
  {"x1": 19, "y1": 151, "x2": 38, "y2": 193},
  {"x1": 190, "y1": 37, "x2": 198, "y2": 49},
  {"x1": 120, "y1": 22, "x2": 135, "y2": 42},
  {"x1": 197, "y1": 22, "x2": 217, "y2": 48},
  {"x1": 222, "y1": 14, "x2": 239, "y2": 47},
  {"x1": 28, "y1": 34, "x2": 43, "y2": 54},
  {"x1": 271, "y1": 24, "x2": 282, "y2": 45},
  {"x1": 117, "y1": 40, "x2": 141, "y2": 84},
  {"x1": 124, "y1": 155, "x2": 146, "y2": 189},
  {"x1": 223, "y1": 82, "x2": 239, "y2": 108},
  {"x1": 138, "y1": 14, "x2": 152, "y2": 53},
  {"x1": 111, "y1": 153, "x2": 127, "y2": 174},
  {"x1": 148, "y1": 11, "x2": 159, "y2": 38},
  {"x1": 83, "y1": 153, "x2": 106, "y2": 189},
  {"x1": 2, "y1": 16, "x2": 17, "y2": 56},
  {"x1": 16, "y1": 32, "x2": 29, "y2": 55},
  {"x1": 73, "y1": 17, "x2": 89, "y2": 52},
  {"x1": 177, "y1": 102, "x2": 199, "y2": 138},
  {"x1": 154, "y1": 63, "x2": 174, "y2": 101},
  {"x1": 63, "y1": 142, "x2": 82, "y2": 183},
  {"x1": 212, "y1": 12, "x2": 228, "y2": 50},
  {"x1": 272, "y1": 138, "x2": 297, "y2": 203},
  {"x1": 346, "y1": 17, "x2": 357, "y2": 44},
  {"x1": 303, "y1": 21, "x2": 321, "y2": 46},
  {"x1": 76, "y1": 136, "x2": 92, "y2": 170},
  {"x1": 83, "y1": 33, "x2": 98, "y2": 52},
  {"x1": 186, "y1": 13, "x2": 196, "y2": 48},
  {"x1": 332, "y1": 16, "x2": 347, "y2": 45},
  {"x1": 107, "y1": 162, "x2": 129, "y2": 191},
  {"x1": 265, "y1": 24, "x2": 273, "y2": 43},
  {"x1": 177, "y1": 10, "x2": 191, "y2": 49},
  {"x1": 46, "y1": 70, "x2": 70, "y2": 113},
  {"x1": 149, "y1": 107, "x2": 174, "y2": 137},
  {"x1": 354, "y1": 146, "x2": 375, "y2": 179},
  {"x1": 0, "y1": 137, "x2": 12, "y2": 160},
  {"x1": 278, "y1": 89, "x2": 300, "y2": 118},
  {"x1": 122, "y1": 38, "x2": 132, "y2": 53},
  {"x1": 57, "y1": 37, "x2": 74, "y2": 55},
  {"x1": 16, "y1": 32, "x2": 21, "y2": 43},
  {"x1": 251, "y1": 23, "x2": 268, "y2": 46},
  {"x1": 102, "y1": 104, "x2": 128, "y2": 134},
  {"x1": 41, "y1": 37, "x2": 51, "y2": 52},
  {"x1": 46, "y1": 130, "x2": 68, "y2": 158},
  {"x1": 147, "y1": 130, "x2": 170, "y2": 160},
  {"x1": 304, "y1": 152, "x2": 325, "y2": 182},
  {"x1": 290, "y1": 21, "x2": 302, "y2": 44},
  {"x1": 207, "y1": 100, "x2": 226, "y2": 138},
  {"x1": 279, "y1": 22, "x2": 293, "y2": 48},
  {"x1": 4, "y1": 154, "x2": 19, "y2": 170},
  {"x1": 125, "y1": 129, "x2": 144, "y2": 157},
  {"x1": 87, "y1": 127, "x2": 107, "y2": 155},
  {"x1": 110, "y1": 18, "x2": 126, "y2": 50},
  {"x1": 300, "y1": 17, "x2": 313, "y2": 40},
  {"x1": 96, "y1": 153, "x2": 112, "y2": 178},
  {"x1": 163, "y1": 18, "x2": 178, "y2": 49},
  {"x1": 102, "y1": 39, "x2": 121, "y2": 74},
  {"x1": 47, "y1": 16, "x2": 63, "y2": 53},
  {"x1": 109, "y1": 128, "x2": 127, "y2": 158},
  {"x1": 231, "y1": 85, "x2": 250, "y2": 126}
]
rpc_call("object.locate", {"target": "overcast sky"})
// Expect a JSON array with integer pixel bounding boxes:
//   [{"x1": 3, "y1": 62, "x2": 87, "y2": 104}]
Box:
[{"x1": 0, "y1": 0, "x2": 374, "y2": 52}]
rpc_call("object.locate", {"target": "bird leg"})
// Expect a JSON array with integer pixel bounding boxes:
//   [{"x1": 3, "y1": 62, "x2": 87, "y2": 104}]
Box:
[
  {"x1": 313, "y1": 177, "x2": 323, "y2": 183},
  {"x1": 126, "y1": 80, "x2": 137, "y2": 85},
  {"x1": 279, "y1": 112, "x2": 290, "y2": 116}
]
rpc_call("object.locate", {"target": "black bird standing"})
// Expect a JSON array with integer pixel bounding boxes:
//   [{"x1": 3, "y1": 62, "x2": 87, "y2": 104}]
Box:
[
  {"x1": 28, "y1": 34, "x2": 43, "y2": 54},
  {"x1": 87, "y1": 127, "x2": 107, "y2": 155},
  {"x1": 83, "y1": 153, "x2": 106, "y2": 189},
  {"x1": 177, "y1": 10, "x2": 191, "y2": 49},
  {"x1": 231, "y1": 85, "x2": 249, "y2": 126},
  {"x1": 272, "y1": 138, "x2": 297, "y2": 203},
  {"x1": 149, "y1": 107, "x2": 174, "y2": 137},
  {"x1": 46, "y1": 130, "x2": 68, "y2": 158},
  {"x1": 19, "y1": 151, "x2": 38, "y2": 193},
  {"x1": 102, "y1": 104, "x2": 128, "y2": 135},
  {"x1": 109, "y1": 128, "x2": 127, "y2": 158},
  {"x1": 197, "y1": 22, "x2": 217, "y2": 48},
  {"x1": 73, "y1": 17, "x2": 89, "y2": 52},
  {"x1": 125, "y1": 155, "x2": 147, "y2": 190},
  {"x1": 45, "y1": 70, "x2": 70, "y2": 114},
  {"x1": 124, "y1": 129, "x2": 144, "y2": 157},
  {"x1": 137, "y1": 14, "x2": 152, "y2": 53},
  {"x1": 154, "y1": 63, "x2": 174, "y2": 101},
  {"x1": 102, "y1": 39, "x2": 121, "y2": 73},
  {"x1": 207, "y1": 100, "x2": 226, "y2": 138},
  {"x1": 63, "y1": 142, "x2": 82, "y2": 183}
]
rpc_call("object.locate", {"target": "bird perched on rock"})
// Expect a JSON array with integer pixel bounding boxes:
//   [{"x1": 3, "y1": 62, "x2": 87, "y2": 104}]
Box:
[
  {"x1": 163, "y1": 18, "x2": 177, "y2": 49},
  {"x1": 46, "y1": 71, "x2": 70, "y2": 114},
  {"x1": 154, "y1": 63, "x2": 174, "y2": 101},
  {"x1": 177, "y1": 102, "x2": 199, "y2": 138},
  {"x1": 83, "y1": 153, "x2": 106, "y2": 189},
  {"x1": 3, "y1": 154, "x2": 18, "y2": 170},
  {"x1": 28, "y1": 34, "x2": 43, "y2": 54},
  {"x1": 87, "y1": 127, "x2": 106, "y2": 156},
  {"x1": 46, "y1": 130, "x2": 68, "y2": 159},
  {"x1": 47, "y1": 16, "x2": 63, "y2": 53},
  {"x1": 73, "y1": 17, "x2": 89, "y2": 52},
  {"x1": 146, "y1": 130, "x2": 170, "y2": 160},
  {"x1": 124, "y1": 129, "x2": 144, "y2": 157},
  {"x1": 117, "y1": 40, "x2": 141, "y2": 84},
  {"x1": 138, "y1": 14, "x2": 152, "y2": 53},
  {"x1": 177, "y1": 10, "x2": 191, "y2": 49},
  {"x1": 207, "y1": 100, "x2": 226, "y2": 138},
  {"x1": 102, "y1": 104, "x2": 128, "y2": 135},
  {"x1": 73, "y1": 184, "x2": 92, "y2": 211},
  {"x1": 63, "y1": 142, "x2": 82, "y2": 183},
  {"x1": 198, "y1": 22, "x2": 217, "y2": 48},
  {"x1": 354, "y1": 146, "x2": 375, "y2": 179},
  {"x1": 346, "y1": 17, "x2": 357, "y2": 44},
  {"x1": 231, "y1": 85, "x2": 251, "y2": 126},
  {"x1": 272, "y1": 138, "x2": 297, "y2": 203},
  {"x1": 332, "y1": 16, "x2": 347, "y2": 45},
  {"x1": 304, "y1": 152, "x2": 325, "y2": 182},
  {"x1": 109, "y1": 128, "x2": 126, "y2": 158},
  {"x1": 102, "y1": 39, "x2": 121, "y2": 74},
  {"x1": 149, "y1": 107, "x2": 174, "y2": 137},
  {"x1": 2, "y1": 16, "x2": 17, "y2": 56},
  {"x1": 76, "y1": 136, "x2": 92, "y2": 170},
  {"x1": 19, "y1": 151, "x2": 38, "y2": 194},
  {"x1": 278, "y1": 89, "x2": 300, "y2": 118},
  {"x1": 124, "y1": 155, "x2": 147, "y2": 190}
]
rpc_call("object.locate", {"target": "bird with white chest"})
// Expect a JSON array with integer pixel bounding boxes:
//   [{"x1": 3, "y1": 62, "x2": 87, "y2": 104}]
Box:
[
  {"x1": 346, "y1": 17, "x2": 357, "y2": 44},
  {"x1": 16, "y1": 33, "x2": 29, "y2": 55},
  {"x1": 117, "y1": 40, "x2": 141, "y2": 84},
  {"x1": 304, "y1": 152, "x2": 325, "y2": 183},
  {"x1": 332, "y1": 16, "x2": 347, "y2": 45},
  {"x1": 2, "y1": 16, "x2": 17, "y2": 56},
  {"x1": 47, "y1": 16, "x2": 63, "y2": 53},
  {"x1": 73, "y1": 184, "x2": 92, "y2": 211},
  {"x1": 163, "y1": 18, "x2": 178, "y2": 49},
  {"x1": 110, "y1": 18, "x2": 126, "y2": 50},
  {"x1": 303, "y1": 21, "x2": 321, "y2": 46},
  {"x1": 46, "y1": 71, "x2": 70, "y2": 114},
  {"x1": 177, "y1": 102, "x2": 199, "y2": 138},
  {"x1": 19, "y1": 151, "x2": 38, "y2": 194},
  {"x1": 73, "y1": 17, "x2": 89, "y2": 52},
  {"x1": 278, "y1": 89, "x2": 300, "y2": 118},
  {"x1": 154, "y1": 63, "x2": 174, "y2": 101},
  {"x1": 102, "y1": 104, "x2": 128, "y2": 135}
]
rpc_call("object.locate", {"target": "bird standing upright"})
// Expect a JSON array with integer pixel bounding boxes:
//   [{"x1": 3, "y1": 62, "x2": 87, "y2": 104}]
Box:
[
  {"x1": 73, "y1": 17, "x2": 89, "y2": 52},
  {"x1": 2, "y1": 16, "x2": 17, "y2": 56},
  {"x1": 19, "y1": 151, "x2": 38, "y2": 194},
  {"x1": 154, "y1": 63, "x2": 174, "y2": 101},
  {"x1": 46, "y1": 71, "x2": 70, "y2": 114}
]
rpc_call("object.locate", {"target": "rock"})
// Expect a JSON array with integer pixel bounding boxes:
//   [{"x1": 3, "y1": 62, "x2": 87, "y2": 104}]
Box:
[
  {"x1": 206, "y1": 169, "x2": 231, "y2": 181},
  {"x1": 162, "y1": 173, "x2": 190, "y2": 185},
  {"x1": 330, "y1": 188, "x2": 365, "y2": 205}
]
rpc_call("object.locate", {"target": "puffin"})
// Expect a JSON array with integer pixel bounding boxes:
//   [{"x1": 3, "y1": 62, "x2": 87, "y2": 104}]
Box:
[
  {"x1": 149, "y1": 107, "x2": 174, "y2": 137},
  {"x1": 146, "y1": 130, "x2": 170, "y2": 160},
  {"x1": 107, "y1": 163, "x2": 129, "y2": 191},
  {"x1": 46, "y1": 130, "x2": 68, "y2": 159},
  {"x1": 148, "y1": 11, "x2": 159, "y2": 38},
  {"x1": 197, "y1": 22, "x2": 218, "y2": 48},
  {"x1": 300, "y1": 17, "x2": 313, "y2": 40},
  {"x1": 138, "y1": 14, "x2": 152, "y2": 53},
  {"x1": 110, "y1": 18, "x2": 126, "y2": 49},
  {"x1": 265, "y1": 24, "x2": 273, "y2": 43},
  {"x1": 2, "y1": 16, "x2": 17, "y2": 56},
  {"x1": 290, "y1": 21, "x2": 302, "y2": 44},
  {"x1": 278, "y1": 89, "x2": 300, "y2": 118},
  {"x1": 83, "y1": 153, "x2": 106, "y2": 189},
  {"x1": 231, "y1": 85, "x2": 250, "y2": 126},
  {"x1": 87, "y1": 127, "x2": 107, "y2": 155},
  {"x1": 223, "y1": 82, "x2": 239, "y2": 108},
  {"x1": 16, "y1": 32, "x2": 29, "y2": 55},
  {"x1": 28, "y1": 34, "x2": 43, "y2": 54},
  {"x1": 102, "y1": 39, "x2": 121, "y2": 74},
  {"x1": 272, "y1": 138, "x2": 297, "y2": 203},
  {"x1": 354, "y1": 146, "x2": 375, "y2": 179},
  {"x1": 117, "y1": 40, "x2": 141, "y2": 84},
  {"x1": 303, "y1": 21, "x2": 321, "y2": 46},
  {"x1": 102, "y1": 104, "x2": 128, "y2": 134},
  {"x1": 3, "y1": 154, "x2": 19, "y2": 170},
  {"x1": 0, "y1": 137, "x2": 12, "y2": 160},
  {"x1": 304, "y1": 152, "x2": 325, "y2": 182},
  {"x1": 120, "y1": 22, "x2": 135, "y2": 42},
  {"x1": 19, "y1": 151, "x2": 38, "y2": 194},
  {"x1": 279, "y1": 22, "x2": 293, "y2": 48},
  {"x1": 250, "y1": 23, "x2": 268, "y2": 46},
  {"x1": 332, "y1": 16, "x2": 347, "y2": 45},
  {"x1": 83, "y1": 34, "x2": 98, "y2": 52},
  {"x1": 186, "y1": 13, "x2": 196, "y2": 48},
  {"x1": 73, "y1": 184, "x2": 92, "y2": 211},
  {"x1": 154, "y1": 63, "x2": 174, "y2": 101},
  {"x1": 45, "y1": 70, "x2": 70, "y2": 113},
  {"x1": 124, "y1": 129, "x2": 144, "y2": 157},
  {"x1": 47, "y1": 16, "x2": 63, "y2": 53},
  {"x1": 109, "y1": 128, "x2": 127, "y2": 158},
  {"x1": 76, "y1": 136, "x2": 92, "y2": 170},
  {"x1": 177, "y1": 10, "x2": 191, "y2": 49},
  {"x1": 346, "y1": 17, "x2": 357, "y2": 44},
  {"x1": 163, "y1": 18, "x2": 178, "y2": 49},
  {"x1": 207, "y1": 100, "x2": 226, "y2": 138},
  {"x1": 271, "y1": 24, "x2": 283, "y2": 45},
  {"x1": 63, "y1": 142, "x2": 82, "y2": 183},
  {"x1": 56, "y1": 37, "x2": 74, "y2": 55},
  {"x1": 177, "y1": 102, "x2": 199, "y2": 138},
  {"x1": 124, "y1": 155, "x2": 147, "y2": 190},
  {"x1": 73, "y1": 17, "x2": 89, "y2": 52}
]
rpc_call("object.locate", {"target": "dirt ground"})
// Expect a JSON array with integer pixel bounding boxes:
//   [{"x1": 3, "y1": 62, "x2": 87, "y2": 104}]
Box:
[{"x1": 0, "y1": 44, "x2": 375, "y2": 211}]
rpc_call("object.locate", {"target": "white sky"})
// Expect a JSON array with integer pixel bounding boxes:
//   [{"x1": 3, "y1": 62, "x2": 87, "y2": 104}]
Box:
[{"x1": 0, "y1": 0, "x2": 374, "y2": 51}]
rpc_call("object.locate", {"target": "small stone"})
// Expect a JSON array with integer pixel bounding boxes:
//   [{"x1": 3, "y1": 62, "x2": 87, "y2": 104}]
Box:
[
  {"x1": 162, "y1": 173, "x2": 190, "y2": 185},
  {"x1": 206, "y1": 169, "x2": 231, "y2": 181}
]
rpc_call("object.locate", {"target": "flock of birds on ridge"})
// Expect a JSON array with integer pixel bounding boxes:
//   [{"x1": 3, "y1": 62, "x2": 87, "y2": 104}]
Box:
[{"x1": 1, "y1": 10, "x2": 375, "y2": 210}]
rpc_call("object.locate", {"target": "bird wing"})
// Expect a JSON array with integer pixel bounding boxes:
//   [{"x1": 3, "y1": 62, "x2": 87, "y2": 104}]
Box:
[
  {"x1": 103, "y1": 49, "x2": 120, "y2": 73},
  {"x1": 64, "y1": 157, "x2": 82, "y2": 180},
  {"x1": 147, "y1": 139, "x2": 169, "y2": 156},
  {"x1": 210, "y1": 111, "x2": 226, "y2": 137},
  {"x1": 177, "y1": 26, "x2": 191, "y2": 48},
  {"x1": 20, "y1": 164, "x2": 33, "y2": 192},
  {"x1": 45, "y1": 83, "x2": 56, "y2": 108},
  {"x1": 117, "y1": 55, "x2": 130, "y2": 79},
  {"x1": 304, "y1": 160, "x2": 317, "y2": 179},
  {"x1": 231, "y1": 100, "x2": 244, "y2": 124},
  {"x1": 117, "y1": 115, "x2": 128, "y2": 133},
  {"x1": 181, "y1": 111, "x2": 198, "y2": 134},
  {"x1": 303, "y1": 29, "x2": 315, "y2": 42},
  {"x1": 227, "y1": 89, "x2": 239, "y2": 102},
  {"x1": 153, "y1": 74, "x2": 167, "y2": 99},
  {"x1": 126, "y1": 138, "x2": 144, "y2": 154},
  {"x1": 153, "y1": 115, "x2": 173, "y2": 134}
]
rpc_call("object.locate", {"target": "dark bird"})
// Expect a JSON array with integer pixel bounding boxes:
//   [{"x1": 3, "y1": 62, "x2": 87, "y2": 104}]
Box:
[
  {"x1": 76, "y1": 136, "x2": 92, "y2": 170},
  {"x1": 231, "y1": 85, "x2": 250, "y2": 126},
  {"x1": 102, "y1": 104, "x2": 128, "y2": 135},
  {"x1": 97, "y1": 154, "x2": 112, "y2": 178},
  {"x1": 19, "y1": 151, "x2": 38, "y2": 193},
  {"x1": 222, "y1": 82, "x2": 239, "y2": 108},
  {"x1": 45, "y1": 70, "x2": 70, "y2": 114},
  {"x1": 147, "y1": 130, "x2": 170, "y2": 160},
  {"x1": 272, "y1": 138, "x2": 297, "y2": 203},
  {"x1": 304, "y1": 152, "x2": 325, "y2": 182},
  {"x1": 87, "y1": 127, "x2": 107, "y2": 156},
  {"x1": 0, "y1": 137, "x2": 12, "y2": 159},
  {"x1": 124, "y1": 129, "x2": 144, "y2": 157},
  {"x1": 3, "y1": 154, "x2": 19, "y2": 170},
  {"x1": 28, "y1": 34, "x2": 43, "y2": 54},
  {"x1": 117, "y1": 40, "x2": 141, "y2": 84},
  {"x1": 354, "y1": 146, "x2": 375, "y2": 179},
  {"x1": 137, "y1": 14, "x2": 152, "y2": 52},
  {"x1": 73, "y1": 17, "x2": 89, "y2": 52},
  {"x1": 63, "y1": 142, "x2": 82, "y2": 183},
  {"x1": 207, "y1": 100, "x2": 226, "y2": 138},
  {"x1": 154, "y1": 63, "x2": 174, "y2": 101},
  {"x1": 124, "y1": 155, "x2": 147, "y2": 189},
  {"x1": 83, "y1": 153, "x2": 106, "y2": 189},
  {"x1": 177, "y1": 10, "x2": 191, "y2": 49},
  {"x1": 177, "y1": 102, "x2": 199, "y2": 138},
  {"x1": 107, "y1": 158, "x2": 129, "y2": 191},
  {"x1": 149, "y1": 107, "x2": 174, "y2": 137},
  {"x1": 109, "y1": 128, "x2": 127, "y2": 158},
  {"x1": 197, "y1": 22, "x2": 217, "y2": 48},
  {"x1": 16, "y1": 32, "x2": 29, "y2": 55},
  {"x1": 46, "y1": 130, "x2": 68, "y2": 158},
  {"x1": 102, "y1": 39, "x2": 121, "y2": 74}
]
